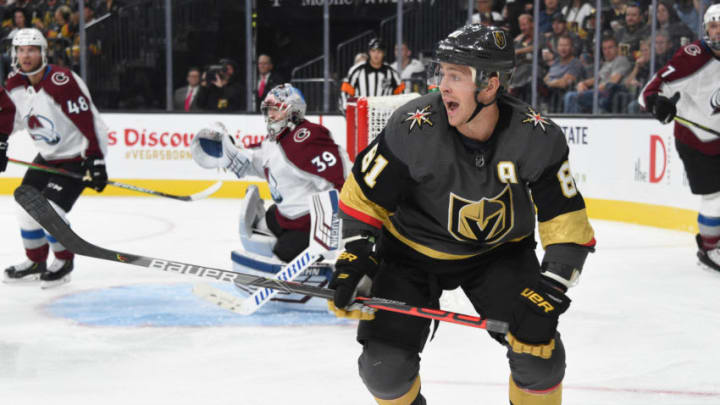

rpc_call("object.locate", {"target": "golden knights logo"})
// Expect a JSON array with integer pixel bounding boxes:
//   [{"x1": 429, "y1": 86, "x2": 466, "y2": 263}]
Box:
[
  {"x1": 405, "y1": 105, "x2": 434, "y2": 131},
  {"x1": 447, "y1": 185, "x2": 514, "y2": 244},
  {"x1": 493, "y1": 31, "x2": 507, "y2": 50}
]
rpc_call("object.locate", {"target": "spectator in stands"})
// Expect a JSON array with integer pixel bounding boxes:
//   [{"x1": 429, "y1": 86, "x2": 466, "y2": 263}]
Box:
[
  {"x1": 538, "y1": 0, "x2": 562, "y2": 34},
  {"x1": 96, "y1": 0, "x2": 122, "y2": 17},
  {"x1": 5, "y1": 8, "x2": 30, "y2": 41},
  {"x1": 656, "y1": 0, "x2": 696, "y2": 50},
  {"x1": 544, "y1": 14, "x2": 582, "y2": 57},
  {"x1": 615, "y1": 2, "x2": 649, "y2": 61},
  {"x1": 353, "y1": 52, "x2": 367, "y2": 65},
  {"x1": 255, "y1": 54, "x2": 284, "y2": 112},
  {"x1": 603, "y1": 0, "x2": 628, "y2": 33},
  {"x1": 389, "y1": 42, "x2": 425, "y2": 94},
  {"x1": 563, "y1": 36, "x2": 632, "y2": 113},
  {"x1": 542, "y1": 34, "x2": 584, "y2": 111},
  {"x1": 174, "y1": 66, "x2": 201, "y2": 112},
  {"x1": 472, "y1": 0, "x2": 504, "y2": 26},
  {"x1": 196, "y1": 61, "x2": 243, "y2": 112},
  {"x1": 502, "y1": 0, "x2": 533, "y2": 38},
  {"x1": 562, "y1": 0, "x2": 593, "y2": 35},
  {"x1": 508, "y1": 13, "x2": 535, "y2": 102},
  {"x1": 623, "y1": 33, "x2": 673, "y2": 114},
  {"x1": 219, "y1": 57, "x2": 245, "y2": 110},
  {"x1": 339, "y1": 37, "x2": 404, "y2": 111}
]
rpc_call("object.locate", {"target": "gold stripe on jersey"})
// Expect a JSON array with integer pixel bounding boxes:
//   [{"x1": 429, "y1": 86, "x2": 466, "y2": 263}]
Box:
[
  {"x1": 385, "y1": 217, "x2": 533, "y2": 260},
  {"x1": 538, "y1": 209, "x2": 594, "y2": 248},
  {"x1": 340, "y1": 173, "x2": 391, "y2": 227}
]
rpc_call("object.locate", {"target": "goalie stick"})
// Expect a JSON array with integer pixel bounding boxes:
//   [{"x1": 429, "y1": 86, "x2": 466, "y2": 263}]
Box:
[
  {"x1": 8, "y1": 158, "x2": 222, "y2": 201},
  {"x1": 13, "y1": 185, "x2": 509, "y2": 333}
]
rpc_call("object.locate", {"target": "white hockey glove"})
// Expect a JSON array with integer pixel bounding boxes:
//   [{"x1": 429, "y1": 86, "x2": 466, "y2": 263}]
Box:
[{"x1": 191, "y1": 122, "x2": 251, "y2": 178}]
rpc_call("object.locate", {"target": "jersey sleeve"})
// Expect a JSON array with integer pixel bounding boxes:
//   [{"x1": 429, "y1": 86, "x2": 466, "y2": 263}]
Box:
[
  {"x1": 294, "y1": 124, "x2": 347, "y2": 191},
  {"x1": 389, "y1": 66, "x2": 406, "y2": 94},
  {"x1": 640, "y1": 42, "x2": 712, "y2": 108},
  {"x1": 339, "y1": 129, "x2": 415, "y2": 231},
  {"x1": 0, "y1": 88, "x2": 17, "y2": 137},
  {"x1": 526, "y1": 125, "x2": 595, "y2": 267},
  {"x1": 43, "y1": 70, "x2": 105, "y2": 158}
]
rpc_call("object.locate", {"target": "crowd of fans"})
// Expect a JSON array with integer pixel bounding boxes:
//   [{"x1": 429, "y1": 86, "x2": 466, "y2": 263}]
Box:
[
  {"x1": 480, "y1": 0, "x2": 717, "y2": 113},
  {"x1": 2, "y1": 0, "x2": 718, "y2": 115},
  {"x1": 0, "y1": 0, "x2": 119, "y2": 76}
]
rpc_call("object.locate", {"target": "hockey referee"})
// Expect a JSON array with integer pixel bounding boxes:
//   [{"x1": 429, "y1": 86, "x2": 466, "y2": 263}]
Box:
[{"x1": 340, "y1": 38, "x2": 405, "y2": 111}]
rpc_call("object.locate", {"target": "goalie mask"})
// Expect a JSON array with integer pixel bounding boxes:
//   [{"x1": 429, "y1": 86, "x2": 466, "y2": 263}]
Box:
[
  {"x1": 704, "y1": 4, "x2": 720, "y2": 51},
  {"x1": 11, "y1": 28, "x2": 48, "y2": 76},
  {"x1": 260, "y1": 84, "x2": 307, "y2": 141}
]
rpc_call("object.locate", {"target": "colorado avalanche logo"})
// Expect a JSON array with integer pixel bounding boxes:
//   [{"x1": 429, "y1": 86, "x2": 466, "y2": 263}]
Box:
[
  {"x1": 25, "y1": 114, "x2": 61, "y2": 145},
  {"x1": 684, "y1": 44, "x2": 701, "y2": 56},
  {"x1": 51, "y1": 72, "x2": 70, "y2": 86},
  {"x1": 711, "y1": 87, "x2": 720, "y2": 115},
  {"x1": 293, "y1": 127, "x2": 311, "y2": 143},
  {"x1": 265, "y1": 168, "x2": 283, "y2": 203}
]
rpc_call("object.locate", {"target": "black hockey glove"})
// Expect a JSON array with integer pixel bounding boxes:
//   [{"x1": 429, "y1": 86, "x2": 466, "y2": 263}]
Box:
[
  {"x1": 647, "y1": 92, "x2": 679, "y2": 125},
  {"x1": 82, "y1": 157, "x2": 108, "y2": 192},
  {"x1": 510, "y1": 275, "x2": 571, "y2": 348},
  {"x1": 328, "y1": 237, "x2": 379, "y2": 320},
  {"x1": 0, "y1": 136, "x2": 8, "y2": 173}
]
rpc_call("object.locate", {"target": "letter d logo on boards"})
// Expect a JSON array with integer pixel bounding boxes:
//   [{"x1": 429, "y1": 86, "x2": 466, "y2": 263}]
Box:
[{"x1": 649, "y1": 134, "x2": 666, "y2": 183}]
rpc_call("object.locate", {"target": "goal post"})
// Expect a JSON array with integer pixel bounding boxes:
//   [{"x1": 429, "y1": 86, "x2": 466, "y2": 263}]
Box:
[{"x1": 345, "y1": 93, "x2": 421, "y2": 161}]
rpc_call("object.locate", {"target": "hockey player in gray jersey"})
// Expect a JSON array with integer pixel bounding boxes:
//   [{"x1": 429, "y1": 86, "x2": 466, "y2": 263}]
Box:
[{"x1": 328, "y1": 24, "x2": 595, "y2": 404}]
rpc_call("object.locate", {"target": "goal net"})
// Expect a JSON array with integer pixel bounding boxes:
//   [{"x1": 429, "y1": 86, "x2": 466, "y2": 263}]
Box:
[{"x1": 345, "y1": 93, "x2": 421, "y2": 161}]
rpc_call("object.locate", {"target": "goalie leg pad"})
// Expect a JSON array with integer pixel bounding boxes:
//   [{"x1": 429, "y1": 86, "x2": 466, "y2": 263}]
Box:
[
  {"x1": 359, "y1": 340, "x2": 422, "y2": 404},
  {"x1": 506, "y1": 331, "x2": 565, "y2": 394},
  {"x1": 238, "y1": 185, "x2": 266, "y2": 238}
]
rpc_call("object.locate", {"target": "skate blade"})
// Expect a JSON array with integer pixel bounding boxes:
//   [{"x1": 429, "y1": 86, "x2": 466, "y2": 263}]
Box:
[
  {"x1": 696, "y1": 260, "x2": 720, "y2": 276},
  {"x1": 2, "y1": 274, "x2": 42, "y2": 284},
  {"x1": 40, "y1": 275, "x2": 71, "y2": 289}
]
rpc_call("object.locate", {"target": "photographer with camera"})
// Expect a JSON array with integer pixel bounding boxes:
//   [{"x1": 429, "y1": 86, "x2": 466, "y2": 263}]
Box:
[{"x1": 196, "y1": 58, "x2": 244, "y2": 111}]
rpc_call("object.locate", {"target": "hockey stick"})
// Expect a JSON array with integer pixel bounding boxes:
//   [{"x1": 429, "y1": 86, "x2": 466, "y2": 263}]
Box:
[
  {"x1": 194, "y1": 190, "x2": 342, "y2": 315},
  {"x1": 674, "y1": 116, "x2": 720, "y2": 137},
  {"x1": 13, "y1": 184, "x2": 509, "y2": 333},
  {"x1": 8, "y1": 157, "x2": 222, "y2": 201}
]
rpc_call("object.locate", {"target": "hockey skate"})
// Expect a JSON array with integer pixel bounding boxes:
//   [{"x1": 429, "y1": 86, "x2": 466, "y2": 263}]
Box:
[
  {"x1": 40, "y1": 258, "x2": 73, "y2": 289},
  {"x1": 695, "y1": 234, "x2": 720, "y2": 273},
  {"x1": 3, "y1": 260, "x2": 46, "y2": 283}
]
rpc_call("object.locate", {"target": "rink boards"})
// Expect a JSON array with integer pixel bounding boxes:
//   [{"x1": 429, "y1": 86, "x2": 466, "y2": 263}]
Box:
[{"x1": 0, "y1": 113, "x2": 696, "y2": 232}]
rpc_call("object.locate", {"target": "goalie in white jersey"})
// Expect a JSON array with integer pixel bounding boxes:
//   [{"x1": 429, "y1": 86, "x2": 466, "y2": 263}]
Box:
[
  {"x1": 640, "y1": 4, "x2": 720, "y2": 273},
  {"x1": 192, "y1": 83, "x2": 350, "y2": 262},
  {"x1": 1, "y1": 28, "x2": 109, "y2": 288}
]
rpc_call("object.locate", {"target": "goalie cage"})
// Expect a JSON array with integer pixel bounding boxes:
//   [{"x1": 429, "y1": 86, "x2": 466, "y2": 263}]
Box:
[{"x1": 345, "y1": 93, "x2": 421, "y2": 161}]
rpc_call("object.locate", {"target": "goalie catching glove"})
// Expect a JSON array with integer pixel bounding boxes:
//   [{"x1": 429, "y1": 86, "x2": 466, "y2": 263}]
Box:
[
  {"x1": 191, "y1": 122, "x2": 252, "y2": 178},
  {"x1": 328, "y1": 236, "x2": 379, "y2": 320}
]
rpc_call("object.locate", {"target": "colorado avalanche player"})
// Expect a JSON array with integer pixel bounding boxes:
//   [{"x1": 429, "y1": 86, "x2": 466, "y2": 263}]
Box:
[
  {"x1": 1, "y1": 28, "x2": 109, "y2": 288},
  {"x1": 192, "y1": 83, "x2": 349, "y2": 262},
  {"x1": 640, "y1": 4, "x2": 720, "y2": 272}
]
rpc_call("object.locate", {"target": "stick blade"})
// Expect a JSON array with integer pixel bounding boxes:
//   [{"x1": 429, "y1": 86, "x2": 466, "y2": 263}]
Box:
[{"x1": 189, "y1": 181, "x2": 223, "y2": 201}]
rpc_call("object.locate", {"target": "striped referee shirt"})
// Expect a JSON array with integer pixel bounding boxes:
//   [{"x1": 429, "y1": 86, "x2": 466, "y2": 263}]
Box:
[{"x1": 340, "y1": 62, "x2": 405, "y2": 109}]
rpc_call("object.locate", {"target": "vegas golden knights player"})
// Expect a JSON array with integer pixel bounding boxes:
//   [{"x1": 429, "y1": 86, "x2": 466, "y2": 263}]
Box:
[{"x1": 328, "y1": 24, "x2": 595, "y2": 405}]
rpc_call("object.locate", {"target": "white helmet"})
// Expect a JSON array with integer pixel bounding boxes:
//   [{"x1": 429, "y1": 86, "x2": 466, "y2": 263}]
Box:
[
  {"x1": 11, "y1": 28, "x2": 48, "y2": 76},
  {"x1": 704, "y1": 4, "x2": 720, "y2": 51},
  {"x1": 260, "y1": 83, "x2": 306, "y2": 141}
]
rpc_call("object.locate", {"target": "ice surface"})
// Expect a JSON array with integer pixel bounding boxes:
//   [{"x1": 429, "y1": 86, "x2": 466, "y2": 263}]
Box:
[{"x1": 0, "y1": 196, "x2": 718, "y2": 404}]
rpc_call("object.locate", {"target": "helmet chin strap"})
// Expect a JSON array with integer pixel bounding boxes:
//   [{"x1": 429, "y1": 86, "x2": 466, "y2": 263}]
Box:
[
  {"x1": 466, "y1": 88, "x2": 498, "y2": 124},
  {"x1": 16, "y1": 61, "x2": 47, "y2": 77}
]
